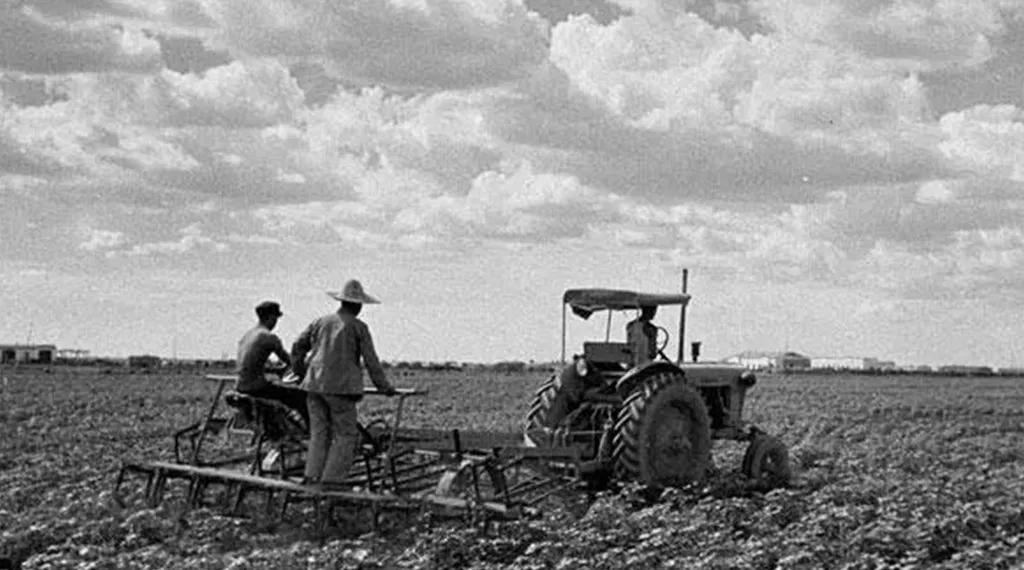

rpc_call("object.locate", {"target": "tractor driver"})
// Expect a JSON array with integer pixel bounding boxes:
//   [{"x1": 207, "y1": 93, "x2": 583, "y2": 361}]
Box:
[
  {"x1": 235, "y1": 300, "x2": 310, "y2": 426},
  {"x1": 626, "y1": 305, "x2": 659, "y2": 365}
]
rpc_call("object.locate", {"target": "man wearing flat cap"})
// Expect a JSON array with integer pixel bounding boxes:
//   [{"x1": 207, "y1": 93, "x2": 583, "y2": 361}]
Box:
[
  {"x1": 291, "y1": 279, "x2": 397, "y2": 488},
  {"x1": 235, "y1": 300, "x2": 309, "y2": 425}
]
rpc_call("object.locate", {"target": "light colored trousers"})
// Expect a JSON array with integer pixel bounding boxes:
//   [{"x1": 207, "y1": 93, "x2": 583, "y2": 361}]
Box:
[{"x1": 304, "y1": 392, "x2": 359, "y2": 484}]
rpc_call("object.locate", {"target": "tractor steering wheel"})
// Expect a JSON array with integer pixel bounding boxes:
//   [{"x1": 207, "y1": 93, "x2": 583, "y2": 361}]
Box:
[{"x1": 656, "y1": 326, "x2": 671, "y2": 360}]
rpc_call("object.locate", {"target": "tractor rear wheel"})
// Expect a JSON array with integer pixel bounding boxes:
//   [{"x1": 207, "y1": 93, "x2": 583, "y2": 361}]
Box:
[
  {"x1": 742, "y1": 434, "x2": 792, "y2": 486},
  {"x1": 612, "y1": 371, "x2": 711, "y2": 488}
]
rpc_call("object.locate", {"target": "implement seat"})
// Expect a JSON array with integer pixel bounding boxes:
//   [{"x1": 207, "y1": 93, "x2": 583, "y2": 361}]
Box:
[
  {"x1": 224, "y1": 391, "x2": 307, "y2": 443},
  {"x1": 223, "y1": 391, "x2": 308, "y2": 477}
]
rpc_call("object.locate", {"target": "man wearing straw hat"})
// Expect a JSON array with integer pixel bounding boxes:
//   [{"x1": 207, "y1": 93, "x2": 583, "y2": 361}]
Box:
[{"x1": 291, "y1": 279, "x2": 397, "y2": 488}]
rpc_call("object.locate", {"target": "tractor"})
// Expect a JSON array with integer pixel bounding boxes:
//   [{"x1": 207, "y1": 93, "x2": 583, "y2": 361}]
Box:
[{"x1": 523, "y1": 271, "x2": 791, "y2": 490}]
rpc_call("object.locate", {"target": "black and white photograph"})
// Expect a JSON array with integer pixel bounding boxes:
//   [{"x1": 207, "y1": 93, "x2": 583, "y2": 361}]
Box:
[{"x1": 2, "y1": 0, "x2": 1024, "y2": 568}]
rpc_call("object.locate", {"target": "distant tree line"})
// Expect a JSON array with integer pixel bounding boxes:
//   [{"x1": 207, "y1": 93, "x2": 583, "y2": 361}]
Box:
[{"x1": 386, "y1": 361, "x2": 557, "y2": 373}]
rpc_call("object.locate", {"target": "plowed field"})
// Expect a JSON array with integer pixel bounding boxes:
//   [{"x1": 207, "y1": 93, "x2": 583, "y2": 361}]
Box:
[{"x1": 2, "y1": 367, "x2": 1023, "y2": 569}]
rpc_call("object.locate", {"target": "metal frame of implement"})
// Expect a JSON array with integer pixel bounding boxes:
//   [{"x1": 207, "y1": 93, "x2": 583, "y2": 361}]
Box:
[{"x1": 115, "y1": 375, "x2": 583, "y2": 533}]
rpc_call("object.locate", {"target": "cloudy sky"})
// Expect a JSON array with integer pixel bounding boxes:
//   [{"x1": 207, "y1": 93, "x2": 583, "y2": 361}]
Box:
[{"x1": 2, "y1": 0, "x2": 1024, "y2": 367}]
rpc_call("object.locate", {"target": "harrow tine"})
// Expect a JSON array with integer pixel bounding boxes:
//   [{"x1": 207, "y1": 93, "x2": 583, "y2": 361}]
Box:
[
  {"x1": 264, "y1": 490, "x2": 275, "y2": 516},
  {"x1": 185, "y1": 475, "x2": 201, "y2": 509},
  {"x1": 114, "y1": 465, "x2": 127, "y2": 494},
  {"x1": 279, "y1": 491, "x2": 292, "y2": 520},
  {"x1": 219, "y1": 481, "x2": 238, "y2": 512},
  {"x1": 147, "y1": 470, "x2": 168, "y2": 508},
  {"x1": 143, "y1": 472, "x2": 155, "y2": 504},
  {"x1": 231, "y1": 485, "x2": 247, "y2": 515},
  {"x1": 314, "y1": 497, "x2": 328, "y2": 543}
]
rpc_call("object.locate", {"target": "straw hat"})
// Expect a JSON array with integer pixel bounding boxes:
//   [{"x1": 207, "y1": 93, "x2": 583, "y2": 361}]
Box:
[{"x1": 327, "y1": 279, "x2": 380, "y2": 304}]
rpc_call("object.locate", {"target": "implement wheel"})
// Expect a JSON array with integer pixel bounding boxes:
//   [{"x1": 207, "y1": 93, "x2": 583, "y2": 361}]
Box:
[
  {"x1": 612, "y1": 371, "x2": 711, "y2": 488},
  {"x1": 742, "y1": 434, "x2": 792, "y2": 486}
]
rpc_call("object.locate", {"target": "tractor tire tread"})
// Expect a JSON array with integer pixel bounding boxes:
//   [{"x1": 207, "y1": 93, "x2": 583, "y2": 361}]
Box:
[{"x1": 612, "y1": 370, "x2": 711, "y2": 488}]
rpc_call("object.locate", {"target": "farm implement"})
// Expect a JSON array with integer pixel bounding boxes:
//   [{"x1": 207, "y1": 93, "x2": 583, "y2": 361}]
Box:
[
  {"x1": 114, "y1": 375, "x2": 584, "y2": 533},
  {"x1": 115, "y1": 270, "x2": 792, "y2": 532}
]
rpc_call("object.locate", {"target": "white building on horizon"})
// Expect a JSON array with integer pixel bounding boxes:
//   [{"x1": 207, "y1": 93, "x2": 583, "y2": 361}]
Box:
[
  {"x1": 810, "y1": 356, "x2": 896, "y2": 371},
  {"x1": 724, "y1": 351, "x2": 811, "y2": 371}
]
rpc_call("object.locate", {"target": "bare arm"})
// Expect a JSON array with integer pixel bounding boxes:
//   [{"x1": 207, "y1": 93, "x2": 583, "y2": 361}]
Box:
[{"x1": 272, "y1": 336, "x2": 291, "y2": 369}]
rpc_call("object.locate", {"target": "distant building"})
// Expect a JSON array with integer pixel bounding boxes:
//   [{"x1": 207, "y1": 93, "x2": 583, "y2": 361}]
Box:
[
  {"x1": 811, "y1": 356, "x2": 896, "y2": 371},
  {"x1": 724, "y1": 351, "x2": 810, "y2": 371},
  {"x1": 937, "y1": 365, "x2": 994, "y2": 376},
  {"x1": 872, "y1": 360, "x2": 897, "y2": 371},
  {"x1": 0, "y1": 344, "x2": 56, "y2": 364},
  {"x1": 57, "y1": 348, "x2": 91, "y2": 360},
  {"x1": 811, "y1": 356, "x2": 869, "y2": 370},
  {"x1": 128, "y1": 355, "x2": 162, "y2": 370},
  {"x1": 997, "y1": 367, "x2": 1024, "y2": 376}
]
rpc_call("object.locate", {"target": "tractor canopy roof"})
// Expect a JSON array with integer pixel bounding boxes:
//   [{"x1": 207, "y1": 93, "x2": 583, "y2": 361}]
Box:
[{"x1": 563, "y1": 288, "x2": 691, "y2": 319}]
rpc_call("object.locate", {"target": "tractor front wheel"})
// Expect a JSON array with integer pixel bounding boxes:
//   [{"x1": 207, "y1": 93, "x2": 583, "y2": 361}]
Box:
[
  {"x1": 612, "y1": 371, "x2": 711, "y2": 488},
  {"x1": 524, "y1": 375, "x2": 561, "y2": 446},
  {"x1": 742, "y1": 434, "x2": 792, "y2": 486}
]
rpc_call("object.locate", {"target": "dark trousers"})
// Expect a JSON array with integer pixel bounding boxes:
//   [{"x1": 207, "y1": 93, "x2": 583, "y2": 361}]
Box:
[{"x1": 241, "y1": 384, "x2": 310, "y2": 426}]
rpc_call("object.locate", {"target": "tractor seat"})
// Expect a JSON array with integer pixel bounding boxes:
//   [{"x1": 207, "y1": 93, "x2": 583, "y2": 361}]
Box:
[{"x1": 224, "y1": 391, "x2": 306, "y2": 442}]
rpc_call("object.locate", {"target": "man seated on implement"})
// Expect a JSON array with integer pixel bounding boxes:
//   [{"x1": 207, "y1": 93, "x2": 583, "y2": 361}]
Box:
[{"x1": 235, "y1": 300, "x2": 309, "y2": 427}]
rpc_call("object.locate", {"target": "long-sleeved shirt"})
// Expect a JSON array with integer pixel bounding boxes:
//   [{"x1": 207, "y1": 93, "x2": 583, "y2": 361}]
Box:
[{"x1": 291, "y1": 310, "x2": 392, "y2": 396}]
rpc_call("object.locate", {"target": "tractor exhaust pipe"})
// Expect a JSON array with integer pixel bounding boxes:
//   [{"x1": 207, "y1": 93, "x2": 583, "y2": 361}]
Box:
[{"x1": 677, "y1": 268, "x2": 688, "y2": 363}]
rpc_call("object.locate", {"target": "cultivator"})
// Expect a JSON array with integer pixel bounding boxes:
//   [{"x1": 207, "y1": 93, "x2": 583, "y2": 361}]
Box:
[{"x1": 115, "y1": 375, "x2": 582, "y2": 533}]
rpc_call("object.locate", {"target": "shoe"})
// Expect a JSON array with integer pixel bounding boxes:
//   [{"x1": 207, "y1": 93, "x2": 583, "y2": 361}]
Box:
[{"x1": 260, "y1": 449, "x2": 281, "y2": 472}]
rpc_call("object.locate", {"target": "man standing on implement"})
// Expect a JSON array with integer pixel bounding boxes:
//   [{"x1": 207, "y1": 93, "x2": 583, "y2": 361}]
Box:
[{"x1": 291, "y1": 279, "x2": 397, "y2": 488}]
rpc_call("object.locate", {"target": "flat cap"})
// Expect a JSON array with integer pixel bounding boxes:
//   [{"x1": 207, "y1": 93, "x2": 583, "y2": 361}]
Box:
[{"x1": 255, "y1": 300, "x2": 283, "y2": 316}]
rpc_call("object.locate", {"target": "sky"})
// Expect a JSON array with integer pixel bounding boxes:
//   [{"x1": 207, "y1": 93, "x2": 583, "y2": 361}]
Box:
[{"x1": 2, "y1": 0, "x2": 1024, "y2": 367}]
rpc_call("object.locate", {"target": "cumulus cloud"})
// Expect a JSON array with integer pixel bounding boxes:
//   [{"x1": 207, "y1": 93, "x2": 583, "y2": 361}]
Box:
[
  {"x1": 63, "y1": 60, "x2": 305, "y2": 128},
  {"x1": 251, "y1": 160, "x2": 629, "y2": 247},
  {"x1": 609, "y1": 201, "x2": 849, "y2": 282},
  {"x1": 395, "y1": 162, "x2": 626, "y2": 241},
  {"x1": 915, "y1": 179, "x2": 957, "y2": 204},
  {"x1": 79, "y1": 228, "x2": 126, "y2": 251},
  {"x1": 855, "y1": 227, "x2": 1024, "y2": 300},
  {"x1": 0, "y1": 61, "x2": 312, "y2": 204},
  {"x1": 1, "y1": 98, "x2": 113, "y2": 176},
  {"x1": 939, "y1": 104, "x2": 1024, "y2": 180},
  {"x1": 126, "y1": 224, "x2": 228, "y2": 256},
  {"x1": 751, "y1": 0, "x2": 1015, "y2": 71},
  {"x1": 0, "y1": 3, "x2": 163, "y2": 74},
  {"x1": 477, "y1": 8, "x2": 950, "y2": 202},
  {"x1": 0, "y1": 94, "x2": 200, "y2": 180},
  {"x1": 201, "y1": 0, "x2": 550, "y2": 89},
  {"x1": 158, "y1": 60, "x2": 305, "y2": 127},
  {"x1": 4, "y1": 0, "x2": 1024, "y2": 311},
  {"x1": 280, "y1": 86, "x2": 502, "y2": 196}
]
